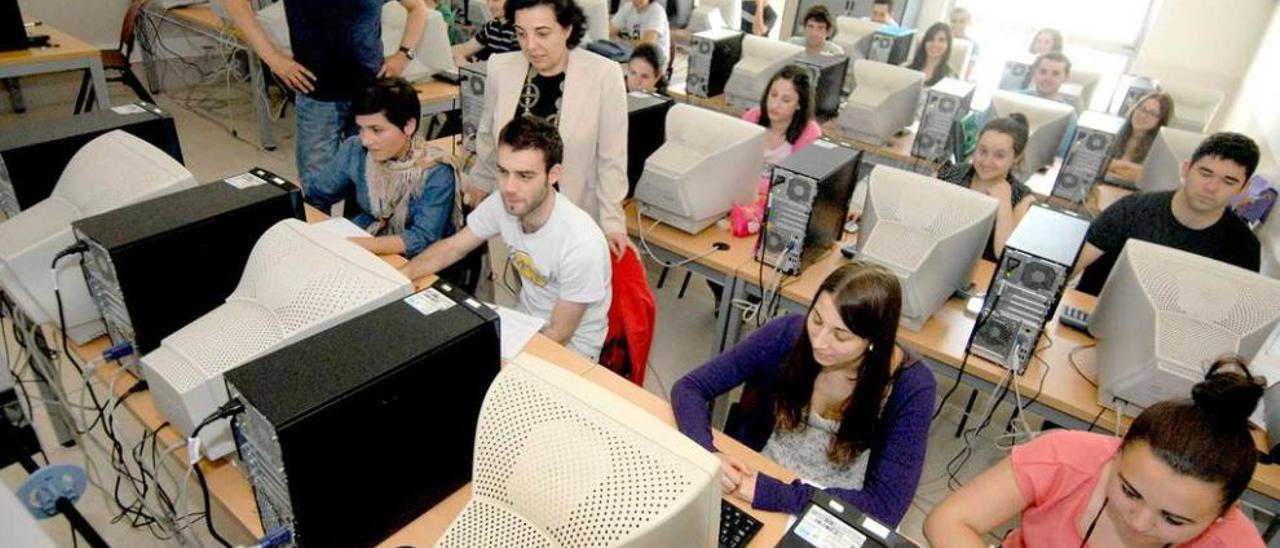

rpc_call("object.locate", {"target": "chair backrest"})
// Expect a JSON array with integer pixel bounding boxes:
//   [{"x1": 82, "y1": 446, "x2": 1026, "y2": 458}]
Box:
[{"x1": 120, "y1": 0, "x2": 149, "y2": 59}]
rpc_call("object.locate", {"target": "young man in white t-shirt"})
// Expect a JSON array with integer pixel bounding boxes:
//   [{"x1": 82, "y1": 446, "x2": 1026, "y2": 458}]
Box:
[
  {"x1": 400, "y1": 116, "x2": 612, "y2": 359},
  {"x1": 609, "y1": 0, "x2": 671, "y2": 68}
]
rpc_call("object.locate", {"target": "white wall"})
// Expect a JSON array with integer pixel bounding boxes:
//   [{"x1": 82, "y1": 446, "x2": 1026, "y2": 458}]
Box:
[
  {"x1": 1223, "y1": 4, "x2": 1280, "y2": 181},
  {"x1": 1132, "y1": 0, "x2": 1275, "y2": 131}
]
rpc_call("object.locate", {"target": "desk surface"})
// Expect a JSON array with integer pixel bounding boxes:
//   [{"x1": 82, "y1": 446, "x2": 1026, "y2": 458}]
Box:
[
  {"x1": 0, "y1": 23, "x2": 99, "y2": 68},
  {"x1": 734, "y1": 241, "x2": 1280, "y2": 501},
  {"x1": 415, "y1": 79, "x2": 460, "y2": 105},
  {"x1": 625, "y1": 201, "x2": 759, "y2": 279}
]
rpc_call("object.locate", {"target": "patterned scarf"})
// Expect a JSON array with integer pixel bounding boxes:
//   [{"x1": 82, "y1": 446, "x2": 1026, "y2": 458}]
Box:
[{"x1": 363, "y1": 137, "x2": 440, "y2": 236}]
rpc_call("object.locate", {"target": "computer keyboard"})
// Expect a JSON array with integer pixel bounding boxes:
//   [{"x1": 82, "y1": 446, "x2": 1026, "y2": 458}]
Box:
[{"x1": 720, "y1": 500, "x2": 762, "y2": 548}]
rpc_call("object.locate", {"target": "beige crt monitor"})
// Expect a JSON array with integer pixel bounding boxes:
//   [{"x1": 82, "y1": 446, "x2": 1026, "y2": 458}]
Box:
[
  {"x1": 1090, "y1": 240, "x2": 1280, "y2": 412},
  {"x1": 382, "y1": 4, "x2": 457, "y2": 80},
  {"x1": 1135, "y1": 126, "x2": 1204, "y2": 192},
  {"x1": 634, "y1": 104, "x2": 765, "y2": 234},
  {"x1": 688, "y1": 0, "x2": 741, "y2": 32},
  {"x1": 856, "y1": 165, "x2": 997, "y2": 331},
  {"x1": 836, "y1": 60, "x2": 924, "y2": 145},
  {"x1": 986, "y1": 90, "x2": 1075, "y2": 180},
  {"x1": 436, "y1": 355, "x2": 720, "y2": 547},
  {"x1": 724, "y1": 36, "x2": 805, "y2": 110}
]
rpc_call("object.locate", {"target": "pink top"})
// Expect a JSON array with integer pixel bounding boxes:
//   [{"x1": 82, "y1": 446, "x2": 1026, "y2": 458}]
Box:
[
  {"x1": 742, "y1": 107, "x2": 823, "y2": 194},
  {"x1": 1005, "y1": 430, "x2": 1263, "y2": 548}
]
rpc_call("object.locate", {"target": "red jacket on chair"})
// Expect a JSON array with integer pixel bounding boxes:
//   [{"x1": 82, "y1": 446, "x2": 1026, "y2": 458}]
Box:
[{"x1": 601, "y1": 247, "x2": 656, "y2": 386}]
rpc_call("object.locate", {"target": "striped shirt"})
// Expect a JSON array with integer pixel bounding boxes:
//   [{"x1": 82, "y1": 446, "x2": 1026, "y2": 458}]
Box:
[{"x1": 475, "y1": 19, "x2": 519, "y2": 59}]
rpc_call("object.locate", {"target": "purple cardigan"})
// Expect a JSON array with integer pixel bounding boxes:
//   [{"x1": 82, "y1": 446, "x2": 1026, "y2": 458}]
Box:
[{"x1": 671, "y1": 314, "x2": 935, "y2": 526}]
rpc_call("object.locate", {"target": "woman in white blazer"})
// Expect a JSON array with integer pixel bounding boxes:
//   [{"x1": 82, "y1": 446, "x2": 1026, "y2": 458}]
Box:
[{"x1": 466, "y1": 0, "x2": 632, "y2": 256}]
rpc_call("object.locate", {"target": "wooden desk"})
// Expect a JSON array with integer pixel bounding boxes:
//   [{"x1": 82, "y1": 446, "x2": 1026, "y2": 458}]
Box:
[
  {"x1": 729, "y1": 241, "x2": 1280, "y2": 512},
  {"x1": 1026, "y1": 160, "x2": 1133, "y2": 216},
  {"x1": 0, "y1": 22, "x2": 108, "y2": 110},
  {"x1": 415, "y1": 79, "x2": 461, "y2": 116},
  {"x1": 135, "y1": 4, "x2": 279, "y2": 150},
  {"x1": 626, "y1": 200, "x2": 758, "y2": 355},
  {"x1": 667, "y1": 84, "x2": 746, "y2": 117}
]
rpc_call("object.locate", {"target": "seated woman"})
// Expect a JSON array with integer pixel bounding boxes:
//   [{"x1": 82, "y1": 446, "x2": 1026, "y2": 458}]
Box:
[
  {"x1": 1029, "y1": 27, "x2": 1063, "y2": 55},
  {"x1": 625, "y1": 43, "x2": 668, "y2": 94},
  {"x1": 672, "y1": 262, "x2": 937, "y2": 526},
  {"x1": 1107, "y1": 91, "x2": 1175, "y2": 183},
  {"x1": 925, "y1": 357, "x2": 1266, "y2": 547},
  {"x1": 904, "y1": 22, "x2": 955, "y2": 87},
  {"x1": 743, "y1": 64, "x2": 823, "y2": 195},
  {"x1": 937, "y1": 114, "x2": 1037, "y2": 261},
  {"x1": 304, "y1": 78, "x2": 457, "y2": 257}
]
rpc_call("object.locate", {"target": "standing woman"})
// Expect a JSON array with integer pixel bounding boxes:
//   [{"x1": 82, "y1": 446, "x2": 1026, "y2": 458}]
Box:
[
  {"x1": 466, "y1": 0, "x2": 632, "y2": 257},
  {"x1": 1108, "y1": 91, "x2": 1175, "y2": 182},
  {"x1": 925, "y1": 357, "x2": 1266, "y2": 547},
  {"x1": 904, "y1": 22, "x2": 955, "y2": 87},
  {"x1": 672, "y1": 262, "x2": 936, "y2": 526},
  {"x1": 938, "y1": 114, "x2": 1037, "y2": 261}
]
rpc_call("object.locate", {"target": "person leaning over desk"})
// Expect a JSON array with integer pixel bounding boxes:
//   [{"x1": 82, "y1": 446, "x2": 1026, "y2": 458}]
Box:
[
  {"x1": 671, "y1": 262, "x2": 936, "y2": 526},
  {"x1": 925, "y1": 357, "x2": 1266, "y2": 547},
  {"x1": 463, "y1": 0, "x2": 632, "y2": 258},
  {"x1": 401, "y1": 116, "x2": 611, "y2": 361},
  {"x1": 304, "y1": 78, "x2": 458, "y2": 258}
]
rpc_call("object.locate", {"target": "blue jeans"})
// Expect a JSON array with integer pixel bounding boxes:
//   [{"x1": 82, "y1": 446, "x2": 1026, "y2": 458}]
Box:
[{"x1": 295, "y1": 94, "x2": 356, "y2": 194}]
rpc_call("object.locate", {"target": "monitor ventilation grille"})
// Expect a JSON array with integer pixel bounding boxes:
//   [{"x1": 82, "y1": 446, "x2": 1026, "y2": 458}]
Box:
[{"x1": 449, "y1": 366, "x2": 704, "y2": 547}]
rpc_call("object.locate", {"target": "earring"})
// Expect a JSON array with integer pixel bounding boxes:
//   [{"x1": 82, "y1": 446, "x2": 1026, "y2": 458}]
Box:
[{"x1": 868, "y1": 343, "x2": 875, "y2": 352}]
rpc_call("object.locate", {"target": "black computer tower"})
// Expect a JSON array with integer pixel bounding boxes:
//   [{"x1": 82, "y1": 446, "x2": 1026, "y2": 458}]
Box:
[
  {"x1": 797, "y1": 53, "x2": 848, "y2": 121},
  {"x1": 868, "y1": 28, "x2": 915, "y2": 65},
  {"x1": 71, "y1": 168, "x2": 303, "y2": 373},
  {"x1": 970, "y1": 205, "x2": 1090, "y2": 373},
  {"x1": 1053, "y1": 111, "x2": 1124, "y2": 205},
  {"x1": 0, "y1": 101, "x2": 182, "y2": 218},
  {"x1": 687, "y1": 29, "x2": 744, "y2": 98},
  {"x1": 460, "y1": 61, "x2": 487, "y2": 154},
  {"x1": 0, "y1": 0, "x2": 30, "y2": 51},
  {"x1": 627, "y1": 92, "x2": 673, "y2": 198},
  {"x1": 759, "y1": 140, "x2": 859, "y2": 275},
  {"x1": 912, "y1": 78, "x2": 975, "y2": 163},
  {"x1": 227, "y1": 281, "x2": 501, "y2": 548}
]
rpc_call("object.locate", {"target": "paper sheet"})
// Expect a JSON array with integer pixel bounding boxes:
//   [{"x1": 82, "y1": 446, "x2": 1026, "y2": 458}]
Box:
[
  {"x1": 314, "y1": 217, "x2": 370, "y2": 240},
  {"x1": 490, "y1": 304, "x2": 546, "y2": 359}
]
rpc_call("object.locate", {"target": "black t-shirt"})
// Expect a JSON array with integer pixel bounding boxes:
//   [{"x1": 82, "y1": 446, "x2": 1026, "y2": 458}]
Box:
[
  {"x1": 1076, "y1": 191, "x2": 1261, "y2": 295},
  {"x1": 284, "y1": 0, "x2": 383, "y2": 102},
  {"x1": 518, "y1": 71, "x2": 566, "y2": 125}
]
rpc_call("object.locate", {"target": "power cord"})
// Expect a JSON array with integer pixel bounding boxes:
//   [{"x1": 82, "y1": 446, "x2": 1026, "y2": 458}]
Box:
[{"x1": 189, "y1": 399, "x2": 246, "y2": 548}]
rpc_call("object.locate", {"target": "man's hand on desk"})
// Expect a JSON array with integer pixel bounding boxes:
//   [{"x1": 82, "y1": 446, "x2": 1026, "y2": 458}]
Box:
[{"x1": 264, "y1": 53, "x2": 316, "y2": 94}]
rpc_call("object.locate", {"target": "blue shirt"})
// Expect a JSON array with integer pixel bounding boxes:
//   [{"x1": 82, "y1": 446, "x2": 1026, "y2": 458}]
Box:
[
  {"x1": 283, "y1": 0, "x2": 384, "y2": 101},
  {"x1": 305, "y1": 135, "x2": 456, "y2": 256}
]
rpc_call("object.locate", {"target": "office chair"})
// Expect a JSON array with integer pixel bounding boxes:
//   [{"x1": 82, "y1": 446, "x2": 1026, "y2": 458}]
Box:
[{"x1": 75, "y1": 0, "x2": 154, "y2": 113}]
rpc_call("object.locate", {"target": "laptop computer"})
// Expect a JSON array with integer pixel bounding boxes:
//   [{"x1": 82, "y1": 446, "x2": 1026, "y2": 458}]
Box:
[{"x1": 777, "y1": 490, "x2": 919, "y2": 548}]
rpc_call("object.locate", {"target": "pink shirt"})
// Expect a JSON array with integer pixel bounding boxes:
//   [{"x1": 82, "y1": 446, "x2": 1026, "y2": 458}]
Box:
[
  {"x1": 1005, "y1": 430, "x2": 1263, "y2": 548},
  {"x1": 742, "y1": 107, "x2": 823, "y2": 194}
]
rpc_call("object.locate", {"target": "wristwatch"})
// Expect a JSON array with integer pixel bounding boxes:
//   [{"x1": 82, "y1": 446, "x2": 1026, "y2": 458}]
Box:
[{"x1": 398, "y1": 46, "x2": 415, "y2": 60}]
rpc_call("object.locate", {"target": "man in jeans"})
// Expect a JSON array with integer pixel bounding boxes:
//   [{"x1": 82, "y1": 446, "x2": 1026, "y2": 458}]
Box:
[{"x1": 219, "y1": 0, "x2": 428, "y2": 194}]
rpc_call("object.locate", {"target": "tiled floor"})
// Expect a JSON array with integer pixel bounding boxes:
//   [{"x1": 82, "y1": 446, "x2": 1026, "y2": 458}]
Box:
[{"x1": 7, "y1": 66, "x2": 1268, "y2": 548}]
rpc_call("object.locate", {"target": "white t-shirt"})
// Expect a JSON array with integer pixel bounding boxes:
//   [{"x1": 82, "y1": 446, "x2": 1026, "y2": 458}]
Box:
[
  {"x1": 786, "y1": 36, "x2": 844, "y2": 56},
  {"x1": 612, "y1": 2, "x2": 671, "y2": 67},
  {"x1": 467, "y1": 192, "x2": 612, "y2": 360}
]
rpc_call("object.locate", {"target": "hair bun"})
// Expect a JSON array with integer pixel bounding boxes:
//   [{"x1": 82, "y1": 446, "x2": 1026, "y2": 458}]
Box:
[
  {"x1": 1007, "y1": 112, "x2": 1030, "y2": 130},
  {"x1": 1192, "y1": 358, "x2": 1263, "y2": 425}
]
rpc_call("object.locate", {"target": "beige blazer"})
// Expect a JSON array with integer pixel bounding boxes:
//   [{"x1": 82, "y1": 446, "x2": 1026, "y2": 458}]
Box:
[{"x1": 470, "y1": 48, "x2": 629, "y2": 235}]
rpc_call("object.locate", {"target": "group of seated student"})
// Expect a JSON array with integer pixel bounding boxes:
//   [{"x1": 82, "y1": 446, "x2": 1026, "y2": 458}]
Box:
[
  {"x1": 926, "y1": 357, "x2": 1267, "y2": 547},
  {"x1": 788, "y1": 5, "x2": 844, "y2": 56},
  {"x1": 451, "y1": 0, "x2": 521, "y2": 67},
  {"x1": 626, "y1": 43, "x2": 668, "y2": 93},
  {"x1": 1108, "y1": 91, "x2": 1176, "y2": 181},
  {"x1": 609, "y1": 0, "x2": 671, "y2": 69},
  {"x1": 904, "y1": 22, "x2": 956, "y2": 87}
]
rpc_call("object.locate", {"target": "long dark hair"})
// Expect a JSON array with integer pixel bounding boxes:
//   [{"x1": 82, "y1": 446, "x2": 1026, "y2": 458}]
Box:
[
  {"x1": 756, "y1": 64, "x2": 814, "y2": 145},
  {"x1": 1122, "y1": 356, "x2": 1263, "y2": 513},
  {"x1": 1111, "y1": 91, "x2": 1174, "y2": 164},
  {"x1": 906, "y1": 22, "x2": 953, "y2": 86},
  {"x1": 773, "y1": 262, "x2": 903, "y2": 465}
]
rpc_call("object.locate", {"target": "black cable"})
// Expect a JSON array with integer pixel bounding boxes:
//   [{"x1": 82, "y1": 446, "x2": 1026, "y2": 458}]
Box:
[
  {"x1": 192, "y1": 465, "x2": 231, "y2": 548},
  {"x1": 935, "y1": 290, "x2": 1006, "y2": 420},
  {"x1": 1086, "y1": 406, "x2": 1106, "y2": 432},
  {"x1": 189, "y1": 401, "x2": 245, "y2": 548}
]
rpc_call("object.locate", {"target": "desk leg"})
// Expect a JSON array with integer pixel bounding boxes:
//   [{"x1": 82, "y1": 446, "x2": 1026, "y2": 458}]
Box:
[
  {"x1": 88, "y1": 58, "x2": 110, "y2": 110},
  {"x1": 3, "y1": 78, "x2": 26, "y2": 113},
  {"x1": 136, "y1": 12, "x2": 161, "y2": 95},
  {"x1": 246, "y1": 51, "x2": 278, "y2": 151}
]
